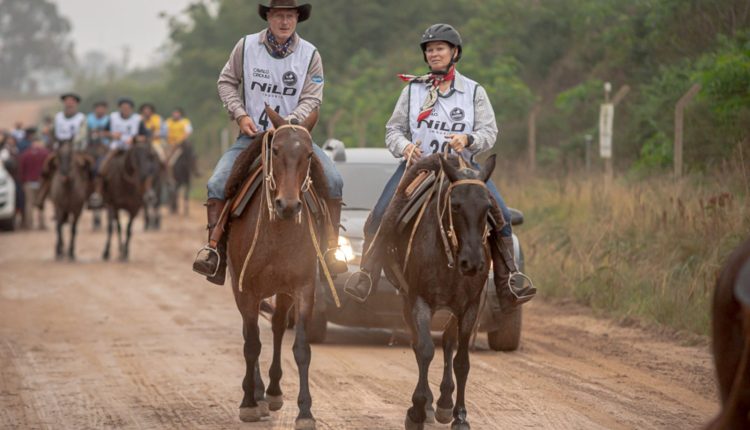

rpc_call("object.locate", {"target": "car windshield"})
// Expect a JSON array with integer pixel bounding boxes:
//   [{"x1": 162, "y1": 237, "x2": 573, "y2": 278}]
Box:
[{"x1": 337, "y1": 163, "x2": 396, "y2": 210}]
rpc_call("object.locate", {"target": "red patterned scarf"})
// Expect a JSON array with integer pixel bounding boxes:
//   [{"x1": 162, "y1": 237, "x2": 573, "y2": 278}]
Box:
[{"x1": 398, "y1": 65, "x2": 456, "y2": 123}]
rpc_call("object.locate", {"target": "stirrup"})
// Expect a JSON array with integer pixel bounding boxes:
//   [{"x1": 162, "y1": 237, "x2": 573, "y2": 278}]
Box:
[
  {"x1": 192, "y1": 245, "x2": 221, "y2": 278},
  {"x1": 344, "y1": 271, "x2": 373, "y2": 304},
  {"x1": 507, "y1": 271, "x2": 536, "y2": 302}
]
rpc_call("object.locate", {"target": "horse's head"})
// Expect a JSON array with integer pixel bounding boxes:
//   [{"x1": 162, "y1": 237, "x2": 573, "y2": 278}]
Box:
[
  {"x1": 439, "y1": 154, "x2": 496, "y2": 276},
  {"x1": 55, "y1": 142, "x2": 74, "y2": 183},
  {"x1": 264, "y1": 106, "x2": 318, "y2": 220},
  {"x1": 129, "y1": 140, "x2": 158, "y2": 182}
]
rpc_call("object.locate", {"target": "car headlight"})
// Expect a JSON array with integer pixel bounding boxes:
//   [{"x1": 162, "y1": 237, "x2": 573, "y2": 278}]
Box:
[{"x1": 335, "y1": 236, "x2": 355, "y2": 263}]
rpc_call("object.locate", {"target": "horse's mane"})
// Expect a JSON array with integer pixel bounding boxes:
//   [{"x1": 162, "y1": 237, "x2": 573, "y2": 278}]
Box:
[{"x1": 224, "y1": 131, "x2": 329, "y2": 201}]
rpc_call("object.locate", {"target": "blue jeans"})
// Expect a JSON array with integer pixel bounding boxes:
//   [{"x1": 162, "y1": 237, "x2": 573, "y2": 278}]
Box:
[
  {"x1": 207, "y1": 135, "x2": 343, "y2": 200},
  {"x1": 366, "y1": 161, "x2": 513, "y2": 238}
]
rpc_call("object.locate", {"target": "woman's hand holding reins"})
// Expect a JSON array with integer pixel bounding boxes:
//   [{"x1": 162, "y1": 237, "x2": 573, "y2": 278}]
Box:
[{"x1": 403, "y1": 143, "x2": 422, "y2": 164}]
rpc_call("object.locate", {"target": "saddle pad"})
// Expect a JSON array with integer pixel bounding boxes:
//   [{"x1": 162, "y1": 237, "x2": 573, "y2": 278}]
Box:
[
  {"x1": 231, "y1": 160, "x2": 263, "y2": 218},
  {"x1": 405, "y1": 170, "x2": 432, "y2": 197},
  {"x1": 397, "y1": 171, "x2": 437, "y2": 234}
]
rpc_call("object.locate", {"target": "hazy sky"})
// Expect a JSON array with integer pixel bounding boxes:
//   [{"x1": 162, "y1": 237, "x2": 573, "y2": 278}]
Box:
[{"x1": 53, "y1": 0, "x2": 196, "y2": 68}]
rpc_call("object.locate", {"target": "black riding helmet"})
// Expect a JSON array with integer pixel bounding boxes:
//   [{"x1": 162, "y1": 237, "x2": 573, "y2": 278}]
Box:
[{"x1": 420, "y1": 23, "x2": 463, "y2": 71}]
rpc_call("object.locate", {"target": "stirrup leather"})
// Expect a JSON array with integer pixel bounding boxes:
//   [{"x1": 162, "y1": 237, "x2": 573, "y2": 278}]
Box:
[
  {"x1": 344, "y1": 270, "x2": 373, "y2": 303},
  {"x1": 193, "y1": 245, "x2": 221, "y2": 278}
]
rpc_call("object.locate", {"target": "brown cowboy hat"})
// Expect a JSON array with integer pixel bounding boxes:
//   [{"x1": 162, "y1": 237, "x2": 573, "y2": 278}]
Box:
[{"x1": 258, "y1": 0, "x2": 311, "y2": 23}]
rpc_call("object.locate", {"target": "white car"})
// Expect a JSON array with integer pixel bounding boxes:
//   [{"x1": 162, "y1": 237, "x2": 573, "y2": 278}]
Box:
[{"x1": 0, "y1": 159, "x2": 16, "y2": 231}]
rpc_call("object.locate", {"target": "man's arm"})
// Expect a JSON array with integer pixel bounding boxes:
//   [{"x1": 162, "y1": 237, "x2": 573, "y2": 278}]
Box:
[
  {"x1": 385, "y1": 85, "x2": 414, "y2": 158},
  {"x1": 217, "y1": 38, "x2": 248, "y2": 121},
  {"x1": 287, "y1": 50, "x2": 323, "y2": 123}
]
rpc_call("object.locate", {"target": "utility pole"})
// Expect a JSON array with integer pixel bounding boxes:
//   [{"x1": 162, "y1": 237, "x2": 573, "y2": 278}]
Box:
[
  {"x1": 674, "y1": 83, "x2": 701, "y2": 178},
  {"x1": 600, "y1": 82, "x2": 613, "y2": 183}
]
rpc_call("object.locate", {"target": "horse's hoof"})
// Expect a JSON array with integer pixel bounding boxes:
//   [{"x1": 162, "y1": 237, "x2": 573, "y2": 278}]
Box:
[
  {"x1": 451, "y1": 421, "x2": 470, "y2": 430},
  {"x1": 257, "y1": 400, "x2": 270, "y2": 417},
  {"x1": 239, "y1": 406, "x2": 263, "y2": 422},
  {"x1": 436, "y1": 407, "x2": 453, "y2": 424},
  {"x1": 267, "y1": 394, "x2": 283, "y2": 411},
  {"x1": 425, "y1": 406, "x2": 435, "y2": 424},
  {"x1": 102, "y1": 253, "x2": 110, "y2": 261},
  {"x1": 55, "y1": 254, "x2": 63, "y2": 261},
  {"x1": 294, "y1": 417, "x2": 316, "y2": 430},
  {"x1": 404, "y1": 415, "x2": 424, "y2": 430}
]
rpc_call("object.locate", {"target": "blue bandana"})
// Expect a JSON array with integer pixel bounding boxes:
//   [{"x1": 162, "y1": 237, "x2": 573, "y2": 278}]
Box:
[{"x1": 266, "y1": 31, "x2": 295, "y2": 59}]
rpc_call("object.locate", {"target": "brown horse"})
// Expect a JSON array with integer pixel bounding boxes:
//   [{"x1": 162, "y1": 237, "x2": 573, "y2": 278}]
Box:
[
  {"x1": 373, "y1": 154, "x2": 496, "y2": 430},
  {"x1": 707, "y1": 237, "x2": 750, "y2": 429},
  {"x1": 225, "y1": 107, "x2": 326, "y2": 429},
  {"x1": 101, "y1": 141, "x2": 156, "y2": 261},
  {"x1": 48, "y1": 142, "x2": 93, "y2": 260}
]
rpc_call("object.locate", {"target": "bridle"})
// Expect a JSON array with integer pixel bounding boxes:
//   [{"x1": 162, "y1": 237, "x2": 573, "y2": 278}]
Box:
[{"x1": 260, "y1": 124, "x2": 313, "y2": 223}]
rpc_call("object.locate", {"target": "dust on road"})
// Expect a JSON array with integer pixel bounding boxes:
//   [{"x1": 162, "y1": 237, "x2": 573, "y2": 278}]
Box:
[{"x1": 0, "y1": 206, "x2": 718, "y2": 429}]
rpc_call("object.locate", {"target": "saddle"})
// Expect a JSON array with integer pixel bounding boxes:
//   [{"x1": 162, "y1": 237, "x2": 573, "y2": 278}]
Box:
[{"x1": 396, "y1": 170, "x2": 437, "y2": 234}]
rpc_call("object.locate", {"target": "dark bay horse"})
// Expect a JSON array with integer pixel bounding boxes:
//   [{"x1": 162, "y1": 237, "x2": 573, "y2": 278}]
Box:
[
  {"x1": 375, "y1": 154, "x2": 496, "y2": 430},
  {"x1": 168, "y1": 141, "x2": 197, "y2": 216},
  {"x1": 102, "y1": 141, "x2": 156, "y2": 261},
  {"x1": 225, "y1": 107, "x2": 325, "y2": 429},
  {"x1": 49, "y1": 142, "x2": 93, "y2": 260},
  {"x1": 708, "y1": 237, "x2": 750, "y2": 429},
  {"x1": 142, "y1": 145, "x2": 165, "y2": 231},
  {"x1": 84, "y1": 132, "x2": 109, "y2": 230}
]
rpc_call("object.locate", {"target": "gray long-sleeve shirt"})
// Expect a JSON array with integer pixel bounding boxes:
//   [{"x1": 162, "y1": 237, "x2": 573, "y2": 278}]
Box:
[
  {"x1": 217, "y1": 29, "x2": 324, "y2": 123},
  {"x1": 385, "y1": 72, "x2": 498, "y2": 158}
]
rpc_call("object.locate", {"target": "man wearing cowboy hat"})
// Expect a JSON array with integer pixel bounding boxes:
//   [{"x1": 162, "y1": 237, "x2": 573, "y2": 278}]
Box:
[
  {"x1": 193, "y1": 0, "x2": 346, "y2": 286},
  {"x1": 34, "y1": 93, "x2": 88, "y2": 208}
]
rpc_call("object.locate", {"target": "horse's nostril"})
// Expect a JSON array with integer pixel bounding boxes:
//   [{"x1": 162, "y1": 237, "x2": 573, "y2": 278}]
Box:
[
  {"x1": 275, "y1": 198, "x2": 283, "y2": 210},
  {"x1": 295, "y1": 201, "x2": 302, "y2": 213}
]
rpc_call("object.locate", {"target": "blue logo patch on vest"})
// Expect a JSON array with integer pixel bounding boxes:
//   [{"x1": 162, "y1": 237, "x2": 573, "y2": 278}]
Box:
[
  {"x1": 311, "y1": 75, "x2": 324, "y2": 84},
  {"x1": 283, "y1": 71, "x2": 298, "y2": 86},
  {"x1": 450, "y1": 107, "x2": 465, "y2": 121}
]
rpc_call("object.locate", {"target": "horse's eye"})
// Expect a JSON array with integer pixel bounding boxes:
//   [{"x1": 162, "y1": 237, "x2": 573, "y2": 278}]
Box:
[{"x1": 307, "y1": 153, "x2": 313, "y2": 160}]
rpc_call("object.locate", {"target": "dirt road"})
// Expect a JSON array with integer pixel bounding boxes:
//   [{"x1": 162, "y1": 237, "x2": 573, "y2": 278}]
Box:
[{"x1": 0, "y1": 207, "x2": 719, "y2": 429}]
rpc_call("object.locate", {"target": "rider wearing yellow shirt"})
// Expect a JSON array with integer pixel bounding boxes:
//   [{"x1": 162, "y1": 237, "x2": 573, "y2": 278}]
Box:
[
  {"x1": 139, "y1": 103, "x2": 164, "y2": 161},
  {"x1": 163, "y1": 107, "x2": 193, "y2": 169}
]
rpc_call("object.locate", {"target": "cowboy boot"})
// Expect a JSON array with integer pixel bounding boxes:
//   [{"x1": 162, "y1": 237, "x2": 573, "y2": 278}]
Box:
[
  {"x1": 488, "y1": 202, "x2": 535, "y2": 311},
  {"x1": 88, "y1": 150, "x2": 115, "y2": 209},
  {"x1": 192, "y1": 198, "x2": 227, "y2": 285},
  {"x1": 490, "y1": 233, "x2": 536, "y2": 312},
  {"x1": 34, "y1": 178, "x2": 51, "y2": 210},
  {"x1": 323, "y1": 198, "x2": 349, "y2": 275}
]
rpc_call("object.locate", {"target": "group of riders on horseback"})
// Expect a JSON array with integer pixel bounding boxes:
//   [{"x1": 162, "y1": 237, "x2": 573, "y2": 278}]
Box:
[{"x1": 35, "y1": 94, "x2": 194, "y2": 216}]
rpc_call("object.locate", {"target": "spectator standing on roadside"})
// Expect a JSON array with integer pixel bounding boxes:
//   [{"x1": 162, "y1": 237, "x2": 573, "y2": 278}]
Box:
[{"x1": 18, "y1": 139, "x2": 50, "y2": 229}]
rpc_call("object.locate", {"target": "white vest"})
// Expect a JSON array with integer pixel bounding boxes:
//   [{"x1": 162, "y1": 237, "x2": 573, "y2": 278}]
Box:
[
  {"x1": 243, "y1": 32, "x2": 316, "y2": 131},
  {"x1": 409, "y1": 73, "x2": 478, "y2": 162},
  {"x1": 109, "y1": 112, "x2": 142, "y2": 148},
  {"x1": 54, "y1": 111, "x2": 85, "y2": 141}
]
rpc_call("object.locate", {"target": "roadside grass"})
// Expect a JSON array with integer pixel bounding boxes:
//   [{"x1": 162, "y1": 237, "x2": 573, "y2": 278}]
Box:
[{"x1": 499, "y1": 155, "x2": 750, "y2": 336}]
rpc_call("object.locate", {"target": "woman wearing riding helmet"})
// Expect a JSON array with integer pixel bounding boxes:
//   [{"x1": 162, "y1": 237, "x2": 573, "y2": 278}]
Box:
[{"x1": 344, "y1": 24, "x2": 535, "y2": 307}]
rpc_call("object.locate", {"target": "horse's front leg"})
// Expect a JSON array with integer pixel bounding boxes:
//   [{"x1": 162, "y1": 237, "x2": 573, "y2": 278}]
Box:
[
  {"x1": 436, "y1": 316, "x2": 458, "y2": 424},
  {"x1": 293, "y1": 283, "x2": 316, "y2": 430},
  {"x1": 68, "y1": 214, "x2": 79, "y2": 261},
  {"x1": 102, "y1": 207, "x2": 113, "y2": 260},
  {"x1": 121, "y1": 213, "x2": 134, "y2": 261},
  {"x1": 239, "y1": 299, "x2": 264, "y2": 422},
  {"x1": 405, "y1": 296, "x2": 434, "y2": 430},
  {"x1": 267, "y1": 293, "x2": 294, "y2": 411},
  {"x1": 452, "y1": 303, "x2": 480, "y2": 430},
  {"x1": 55, "y1": 215, "x2": 64, "y2": 260}
]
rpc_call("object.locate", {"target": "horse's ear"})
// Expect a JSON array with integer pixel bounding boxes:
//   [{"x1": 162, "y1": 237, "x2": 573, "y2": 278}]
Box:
[
  {"x1": 479, "y1": 154, "x2": 496, "y2": 183},
  {"x1": 265, "y1": 104, "x2": 286, "y2": 129},
  {"x1": 300, "y1": 109, "x2": 319, "y2": 133},
  {"x1": 439, "y1": 155, "x2": 460, "y2": 183}
]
